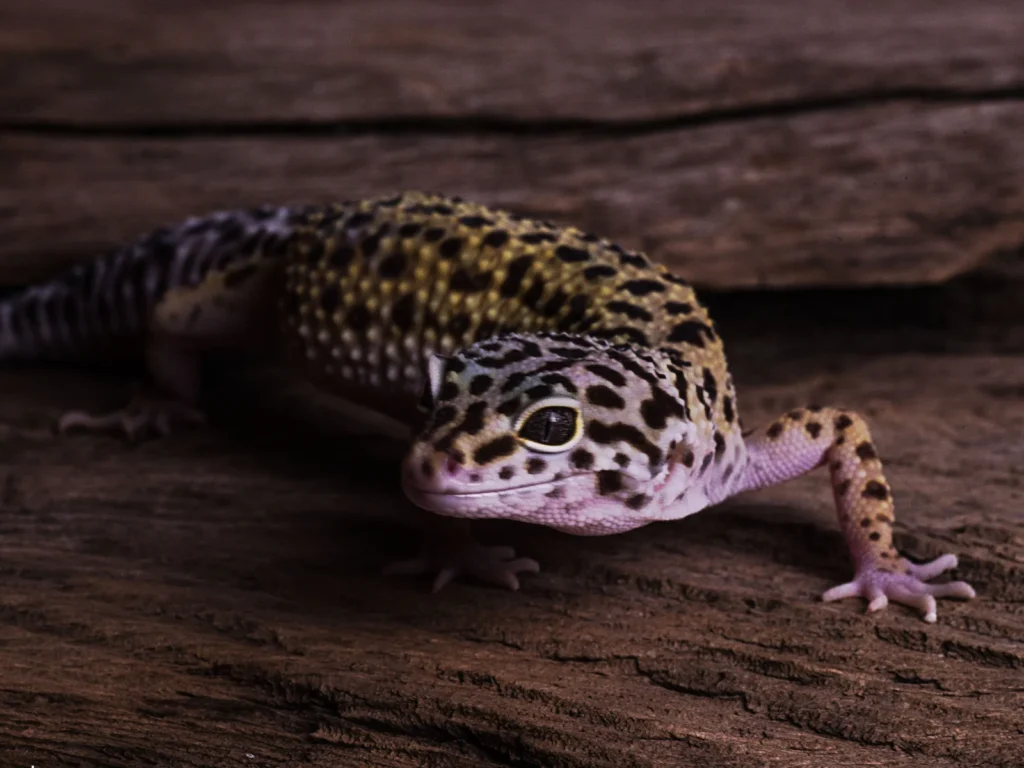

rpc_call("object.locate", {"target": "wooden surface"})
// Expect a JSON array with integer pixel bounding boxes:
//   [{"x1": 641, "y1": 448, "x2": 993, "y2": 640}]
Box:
[
  {"x1": 2, "y1": 0, "x2": 1024, "y2": 288},
  {"x1": 2, "y1": 274, "x2": 1024, "y2": 767},
  {"x1": 3, "y1": 2, "x2": 1024, "y2": 766}
]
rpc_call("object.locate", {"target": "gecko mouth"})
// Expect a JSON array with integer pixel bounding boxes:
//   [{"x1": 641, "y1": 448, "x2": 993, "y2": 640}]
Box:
[{"x1": 402, "y1": 477, "x2": 567, "y2": 500}]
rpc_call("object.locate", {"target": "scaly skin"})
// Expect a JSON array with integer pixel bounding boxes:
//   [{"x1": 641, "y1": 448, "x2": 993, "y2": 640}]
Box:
[{"x1": 0, "y1": 191, "x2": 975, "y2": 621}]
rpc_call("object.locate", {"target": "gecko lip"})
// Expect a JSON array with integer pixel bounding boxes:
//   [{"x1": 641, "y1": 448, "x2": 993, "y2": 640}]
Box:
[{"x1": 402, "y1": 477, "x2": 567, "y2": 500}]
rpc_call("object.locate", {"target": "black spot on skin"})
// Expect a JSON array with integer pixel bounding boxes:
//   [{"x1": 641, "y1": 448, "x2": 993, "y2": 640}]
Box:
[
  {"x1": 346, "y1": 304, "x2": 371, "y2": 331},
  {"x1": 390, "y1": 293, "x2": 416, "y2": 331},
  {"x1": 680, "y1": 449, "x2": 695, "y2": 468},
  {"x1": 713, "y1": 432, "x2": 726, "y2": 458},
  {"x1": 585, "y1": 366, "x2": 622, "y2": 391},
  {"x1": 469, "y1": 473, "x2": 482, "y2": 483},
  {"x1": 525, "y1": 384, "x2": 553, "y2": 401},
  {"x1": 665, "y1": 301, "x2": 693, "y2": 316},
  {"x1": 700, "y1": 453, "x2": 713, "y2": 473},
  {"x1": 420, "y1": 459, "x2": 434, "y2": 478},
  {"x1": 856, "y1": 442, "x2": 878, "y2": 460},
  {"x1": 860, "y1": 517, "x2": 872, "y2": 528},
  {"x1": 330, "y1": 246, "x2": 355, "y2": 270},
  {"x1": 597, "y1": 470, "x2": 623, "y2": 495},
  {"x1": 439, "y1": 237, "x2": 464, "y2": 259},
  {"x1": 446, "y1": 357, "x2": 467, "y2": 374},
  {"x1": 586, "y1": 385, "x2": 626, "y2": 410},
  {"x1": 639, "y1": 387, "x2": 685, "y2": 430},
  {"x1": 863, "y1": 480, "x2": 889, "y2": 501},
  {"x1": 521, "y1": 279, "x2": 545, "y2": 308},
  {"x1": 722, "y1": 464, "x2": 734, "y2": 482},
  {"x1": 552, "y1": 347, "x2": 588, "y2": 360},
  {"x1": 869, "y1": 531, "x2": 882, "y2": 542},
  {"x1": 398, "y1": 222, "x2": 422, "y2": 238},
  {"x1": 423, "y1": 227, "x2": 445, "y2": 242},
  {"x1": 837, "y1": 480, "x2": 851, "y2": 496},
  {"x1": 664, "y1": 273, "x2": 690, "y2": 287},
  {"x1": 621, "y1": 279, "x2": 665, "y2": 296},
  {"x1": 587, "y1": 421, "x2": 663, "y2": 467},
  {"x1": 346, "y1": 211, "x2": 374, "y2": 229},
  {"x1": 583, "y1": 265, "x2": 617, "y2": 281},
  {"x1": 520, "y1": 232, "x2": 557, "y2": 245},
  {"x1": 432, "y1": 203, "x2": 454, "y2": 215},
  {"x1": 787, "y1": 409, "x2": 804, "y2": 420},
  {"x1": 499, "y1": 466, "x2": 515, "y2": 480},
  {"x1": 450, "y1": 268, "x2": 492, "y2": 293},
  {"x1": 667, "y1": 320, "x2": 713, "y2": 347},
  {"x1": 766, "y1": 422, "x2": 784, "y2": 439},
  {"x1": 500, "y1": 372, "x2": 528, "y2": 393},
  {"x1": 223, "y1": 263, "x2": 259, "y2": 288},
  {"x1": 542, "y1": 289, "x2": 568, "y2": 317},
  {"x1": 555, "y1": 245, "x2": 590, "y2": 263},
  {"x1": 540, "y1": 374, "x2": 577, "y2": 394},
  {"x1": 571, "y1": 448, "x2": 594, "y2": 469},
  {"x1": 808, "y1": 405, "x2": 823, "y2": 413},
  {"x1": 377, "y1": 252, "x2": 406, "y2": 278},
  {"x1": 361, "y1": 233, "x2": 382, "y2": 259},
  {"x1": 482, "y1": 229, "x2": 510, "y2": 248},
  {"x1": 606, "y1": 301, "x2": 653, "y2": 322},
  {"x1": 520, "y1": 339, "x2": 544, "y2": 358},
  {"x1": 618, "y1": 251, "x2": 648, "y2": 269},
  {"x1": 835, "y1": 414, "x2": 854, "y2": 430},
  {"x1": 559, "y1": 294, "x2": 589, "y2": 329},
  {"x1": 526, "y1": 458, "x2": 547, "y2": 475},
  {"x1": 876, "y1": 514, "x2": 892, "y2": 525},
  {"x1": 829, "y1": 461, "x2": 842, "y2": 473},
  {"x1": 723, "y1": 396, "x2": 735, "y2": 424},
  {"x1": 447, "y1": 313, "x2": 471, "y2": 337},
  {"x1": 319, "y1": 284, "x2": 340, "y2": 315},
  {"x1": 835, "y1": 436, "x2": 846, "y2": 446},
  {"x1": 438, "y1": 381, "x2": 460, "y2": 402},
  {"x1": 501, "y1": 256, "x2": 533, "y2": 297},
  {"x1": 497, "y1": 397, "x2": 521, "y2": 416},
  {"x1": 614, "y1": 452, "x2": 631, "y2": 467},
  {"x1": 702, "y1": 368, "x2": 718, "y2": 405},
  {"x1": 607, "y1": 350, "x2": 657, "y2": 384},
  {"x1": 474, "y1": 435, "x2": 518, "y2": 465},
  {"x1": 459, "y1": 215, "x2": 491, "y2": 228},
  {"x1": 626, "y1": 493, "x2": 651, "y2": 510},
  {"x1": 469, "y1": 375, "x2": 493, "y2": 396},
  {"x1": 806, "y1": 421, "x2": 822, "y2": 439},
  {"x1": 546, "y1": 487, "x2": 565, "y2": 499},
  {"x1": 478, "y1": 349, "x2": 529, "y2": 368}
]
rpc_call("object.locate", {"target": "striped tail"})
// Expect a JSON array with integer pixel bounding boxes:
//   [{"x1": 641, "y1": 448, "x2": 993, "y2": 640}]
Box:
[{"x1": 0, "y1": 204, "x2": 307, "y2": 363}]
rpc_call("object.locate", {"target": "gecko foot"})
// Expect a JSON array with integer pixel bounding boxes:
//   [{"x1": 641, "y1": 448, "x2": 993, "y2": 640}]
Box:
[
  {"x1": 384, "y1": 542, "x2": 540, "y2": 593},
  {"x1": 57, "y1": 397, "x2": 206, "y2": 441},
  {"x1": 822, "y1": 554, "x2": 975, "y2": 623}
]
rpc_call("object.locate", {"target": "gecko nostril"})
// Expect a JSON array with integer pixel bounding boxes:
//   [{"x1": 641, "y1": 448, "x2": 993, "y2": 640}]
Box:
[{"x1": 444, "y1": 455, "x2": 461, "y2": 475}]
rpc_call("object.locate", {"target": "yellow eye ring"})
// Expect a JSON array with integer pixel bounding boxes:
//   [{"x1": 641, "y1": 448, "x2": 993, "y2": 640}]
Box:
[{"x1": 513, "y1": 396, "x2": 584, "y2": 453}]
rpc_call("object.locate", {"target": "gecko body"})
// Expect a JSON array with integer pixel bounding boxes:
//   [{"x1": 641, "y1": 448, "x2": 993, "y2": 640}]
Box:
[{"x1": 0, "y1": 191, "x2": 975, "y2": 621}]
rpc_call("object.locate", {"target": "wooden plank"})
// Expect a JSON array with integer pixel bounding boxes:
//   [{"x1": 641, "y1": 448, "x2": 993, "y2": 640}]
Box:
[
  {"x1": 2, "y1": 0, "x2": 1023, "y2": 124},
  {"x1": 3, "y1": 102, "x2": 1023, "y2": 288},
  {"x1": 2, "y1": 283, "x2": 1022, "y2": 766}
]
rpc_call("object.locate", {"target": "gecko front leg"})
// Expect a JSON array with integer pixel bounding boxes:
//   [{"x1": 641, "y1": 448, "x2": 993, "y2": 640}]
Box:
[{"x1": 734, "y1": 406, "x2": 975, "y2": 622}]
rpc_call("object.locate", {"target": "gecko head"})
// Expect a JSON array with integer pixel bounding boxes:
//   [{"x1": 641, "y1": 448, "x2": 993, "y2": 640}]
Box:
[{"x1": 402, "y1": 332, "x2": 698, "y2": 534}]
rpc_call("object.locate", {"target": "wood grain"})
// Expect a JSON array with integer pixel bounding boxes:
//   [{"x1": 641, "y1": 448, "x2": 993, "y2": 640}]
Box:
[
  {"x1": 2, "y1": 0, "x2": 1023, "y2": 124},
  {"x1": 2, "y1": 282, "x2": 1023, "y2": 767},
  {"x1": 4, "y1": 102, "x2": 1024, "y2": 289}
]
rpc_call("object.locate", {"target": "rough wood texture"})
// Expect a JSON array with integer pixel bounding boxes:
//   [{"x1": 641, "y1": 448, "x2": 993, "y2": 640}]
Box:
[
  {"x1": 3, "y1": 0, "x2": 1023, "y2": 123},
  {"x1": 2, "y1": 0, "x2": 1024, "y2": 288},
  {"x1": 2, "y1": 274, "x2": 1023, "y2": 767}
]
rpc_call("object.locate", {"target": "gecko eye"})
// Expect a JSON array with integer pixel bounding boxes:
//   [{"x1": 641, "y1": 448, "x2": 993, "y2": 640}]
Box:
[{"x1": 514, "y1": 397, "x2": 583, "y2": 453}]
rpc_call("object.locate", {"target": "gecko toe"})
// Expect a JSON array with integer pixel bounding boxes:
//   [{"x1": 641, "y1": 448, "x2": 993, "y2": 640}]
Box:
[{"x1": 822, "y1": 554, "x2": 974, "y2": 622}]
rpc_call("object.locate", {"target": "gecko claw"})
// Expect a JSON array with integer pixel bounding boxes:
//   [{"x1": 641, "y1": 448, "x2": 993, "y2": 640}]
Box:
[
  {"x1": 822, "y1": 553, "x2": 975, "y2": 623},
  {"x1": 57, "y1": 398, "x2": 206, "y2": 441},
  {"x1": 384, "y1": 543, "x2": 540, "y2": 592}
]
